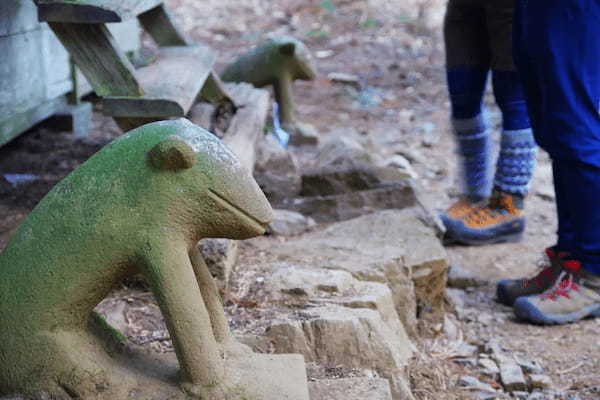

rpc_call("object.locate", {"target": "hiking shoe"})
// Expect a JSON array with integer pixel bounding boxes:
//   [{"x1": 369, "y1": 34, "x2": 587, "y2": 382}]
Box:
[
  {"x1": 442, "y1": 190, "x2": 525, "y2": 245},
  {"x1": 443, "y1": 198, "x2": 486, "y2": 220},
  {"x1": 440, "y1": 197, "x2": 486, "y2": 242},
  {"x1": 497, "y1": 247, "x2": 569, "y2": 306},
  {"x1": 514, "y1": 260, "x2": 600, "y2": 325}
]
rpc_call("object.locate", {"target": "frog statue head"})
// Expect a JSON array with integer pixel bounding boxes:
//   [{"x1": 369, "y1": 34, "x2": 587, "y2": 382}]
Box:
[{"x1": 124, "y1": 119, "x2": 273, "y2": 240}]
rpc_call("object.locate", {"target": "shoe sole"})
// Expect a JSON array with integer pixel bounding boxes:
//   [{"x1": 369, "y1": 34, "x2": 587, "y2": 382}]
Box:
[
  {"x1": 514, "y1": 297, "x2": 600, "y2": 325},
  {"x1": 444, "y1": 231, "x2": 524, "y2": 246}
]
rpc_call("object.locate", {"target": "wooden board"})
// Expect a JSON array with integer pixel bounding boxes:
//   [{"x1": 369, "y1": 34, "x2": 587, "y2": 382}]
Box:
[
  {"x1": 137, "y1": 4, "x2": 189, "y2": 46},
  {"x1": 102, "y1": 45, "x2": 215, "y2": 118},
  {"x1": 37, "y1": 0, "x2": 162, "y2": 23},
  {"x1": 222, "y1": 83, "x2": 270, "y2": 171},
  {"x1": 49, "y1": 22, "x2": 142, "y2": 98}
]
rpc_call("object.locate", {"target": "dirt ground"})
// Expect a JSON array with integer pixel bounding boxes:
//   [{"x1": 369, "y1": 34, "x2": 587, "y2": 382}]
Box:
[{"x1": 1, "y1": 0, "x2": 598, "y2": 399}]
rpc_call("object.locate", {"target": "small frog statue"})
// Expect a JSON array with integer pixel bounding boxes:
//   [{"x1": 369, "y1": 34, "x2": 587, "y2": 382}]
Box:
[
  {"x1": 0, "y1": 119, "x2": 308, "y2": 399},
  {"x1": 221, "y1": 36, "x2": 319, "y2": 145}
]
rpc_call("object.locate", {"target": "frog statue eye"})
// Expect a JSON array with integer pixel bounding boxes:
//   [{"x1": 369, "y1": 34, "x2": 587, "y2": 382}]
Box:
[{"x1": 148, "y1": 135, "x2": 198, "y2": 171}]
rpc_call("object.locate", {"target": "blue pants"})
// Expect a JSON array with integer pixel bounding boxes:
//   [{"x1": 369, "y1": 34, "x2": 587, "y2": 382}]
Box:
[{"x1": 514, "y1": 0, "x2": 600, "y2": 274}]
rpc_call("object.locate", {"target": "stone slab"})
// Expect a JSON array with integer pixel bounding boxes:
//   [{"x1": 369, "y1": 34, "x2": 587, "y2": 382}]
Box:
[
  {"x1": 267, "y1": 306, "x2": 413, "y2": 400},
  {"x1": 0, "y1": 0, "x2": 40, "y2": 37},
  {"x1": 256, "y1": 209, "x2": 448, "y2": 336},
  {"x1": 0, "y1": 30, "x2": 46, "y2": 118},
  {"x1": 309, "y1": 378, "x2": 393, "y2": 400}
]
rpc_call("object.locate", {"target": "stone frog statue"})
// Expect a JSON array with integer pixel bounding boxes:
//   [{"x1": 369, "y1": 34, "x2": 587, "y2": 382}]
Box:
[
  {"x1": 220, "y1": 36, "x2": 318, "y2": 145},
  {"x1": 0, "y1": 119, "x2": 274, "y2": 399}
]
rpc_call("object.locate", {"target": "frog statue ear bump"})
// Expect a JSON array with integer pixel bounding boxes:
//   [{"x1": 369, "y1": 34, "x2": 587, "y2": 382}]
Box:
[
  {"x1": 279, "y1": 42, "x2": 296, "y2": 56},
  {"x1": 148, "y1": 136, "x2": 198, "y2": 170}
]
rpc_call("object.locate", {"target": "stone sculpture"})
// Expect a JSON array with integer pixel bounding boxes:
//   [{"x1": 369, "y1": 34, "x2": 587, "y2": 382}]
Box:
[
  {"x1": 0, "y1": 119, "x2": 308, "y2": 400},
  {"x1": 221, "y1": 36, "x2": 318, "y2": 145}
]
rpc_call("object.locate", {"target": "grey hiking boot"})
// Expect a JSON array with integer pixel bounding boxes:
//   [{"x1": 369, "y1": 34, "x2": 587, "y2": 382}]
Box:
[
  {"x1": 514, "y1": 260, "x2": 600, "y2": 325},
  {"x1": 496, "y1": 247, "x2": 569, "y2": 306}
]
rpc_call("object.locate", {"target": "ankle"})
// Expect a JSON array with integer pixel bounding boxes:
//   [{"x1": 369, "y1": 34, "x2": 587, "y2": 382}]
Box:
[{"x1": 490, "y1": 188, "x2": 525, "y2": 212}]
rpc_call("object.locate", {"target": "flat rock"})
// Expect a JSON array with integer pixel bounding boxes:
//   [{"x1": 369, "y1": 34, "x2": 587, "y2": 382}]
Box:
[
  {"x1": 478, "y1": 358, "x2": 500, "y2": 376},
  {"x1": 198, "y1": 238, "x2": 238, "y2": 288},
  {"x1": 254, "y1": 134, "x2": 302, "y2": 202},
  {"x1": 257, "y1": 209, "x2": 448, "y2": 336},
  {"x1": 529, "y1": 374, "x2": 552, "y2": 390},
  {"x1": 281, "y1": 183, "x2": 420, "y2": 223},
  {"x1": 458, "y1": 376, "x2": 496, "y2": 393},
  {"x1": 267, "y1": 306, "x2": 413, "y2": 400},
  {"x1": 288, "y1": 122, "x2": 319, "y2": 146},
  {"x1": 268, "y1": 209, "x2": 315, "y2": 236},
  {"x1": 282, "y1": 137, "x2": 421, "y2": 223},
  {"x1": 3, "y1": 347, "x2": 309, "y2": 400},
  {"x1": 315, "y1": 136, "x2": 374, "y2": 168},
  {"x1": 499, "y1": 359, "x2": 527, "y2": 392},
  {"x1": 447, "y1": 264, "x2": 487, "y2": 289},
  {"x1": 381, "y1": 155, "x2": 418, "y2": 179},
  {"x1": 267, "y1": 264, "x2": 355, "y2": 297},
  {"x1": 309, "y1": 378, "x2": 393, "y2": 400},
  {"x1": 312, "y1": 280, "x2": 413, "y2": 347},
  {"x1": 300, "y1": 162, "x2": 410, "y2": 197}
]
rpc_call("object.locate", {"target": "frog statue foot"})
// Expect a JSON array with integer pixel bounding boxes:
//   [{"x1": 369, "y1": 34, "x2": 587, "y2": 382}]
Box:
[{"x1": 0, "y1": 119, "x2": 309, "y2": 400}]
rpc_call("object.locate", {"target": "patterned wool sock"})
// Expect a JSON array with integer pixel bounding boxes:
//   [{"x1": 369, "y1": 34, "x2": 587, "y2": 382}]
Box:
[
  {"x1": 492, "y1": 70, "x2": 537, "y2": 196},
  {"x1": 494, "y1": 128, "x2": 537, "y2": 195},
  {"x1": 453, "y1": 114, "x2": 492, "y2": 200},
  {"x1": 447, "y1": 66, "x2": 491, "y2": 200}
]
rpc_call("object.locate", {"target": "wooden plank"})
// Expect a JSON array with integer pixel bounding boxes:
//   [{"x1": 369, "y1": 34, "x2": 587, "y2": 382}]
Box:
[
  {"x1": 36, "y1": 0, "x2": 163, "y2": 23},
  {"x1": 222, "y1": 83, "x2": 270, "y2": 172},
  {"x1": 137, "y1": 4, "x2": 189, "y2": 46},
  {"x1": 0, "y1": 0, "x2": 40, "y2": 37},
  {"x1": 200, "y1": 71, "x2": 234, "y2": 105},
  {"x1": 48, "y1": 22, "x2": 142, "y2": 97},
  {"x1": 102, "y1": 45, "x2": 215, "y2": 118}
]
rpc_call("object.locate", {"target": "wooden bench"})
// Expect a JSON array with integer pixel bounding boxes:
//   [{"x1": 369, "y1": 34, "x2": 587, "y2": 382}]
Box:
[{"x1": 34, "y1": 0, "x2": 231, "y2": 130}]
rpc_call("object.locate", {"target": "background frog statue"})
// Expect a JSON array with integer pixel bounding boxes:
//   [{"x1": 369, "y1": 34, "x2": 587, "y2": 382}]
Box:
[
  {"x1": 221, "y1": 36, "x2": 319, "y2": 146},
  {"x1": 0, "y1": 119, "x2": 309, "y2": 400}
]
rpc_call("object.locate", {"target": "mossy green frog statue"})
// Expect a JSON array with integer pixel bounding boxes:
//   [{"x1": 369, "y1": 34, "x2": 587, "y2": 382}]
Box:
[{"x1": 0, "y1": 119, "x2": 275, "y2": 399}]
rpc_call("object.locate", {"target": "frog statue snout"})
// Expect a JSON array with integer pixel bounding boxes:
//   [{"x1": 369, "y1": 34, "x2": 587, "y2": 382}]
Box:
[
  {"x1": 206, "y1": 170, "x2": 274, "y2": 238},
  {"x1": 148, "y1": 120, "x2": 273, "y2": 239}
]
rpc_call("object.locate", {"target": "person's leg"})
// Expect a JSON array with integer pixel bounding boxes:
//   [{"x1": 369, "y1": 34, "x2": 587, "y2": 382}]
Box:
[
  {"x1": 443, "y1": 0, "x2": 533, "y2": 245},
  {"x1": 443, "y1": 0, "x2": 491, "y2": 205},
  {"x1": 552, "y1": 161, "x2": 576, "y2": 255},
  {"x1": 488, "y1": 0, "x2": 536, "y2": 200},
  {"x1": 491, "y1": 71, "x2": 536, "y2": 197},
  {"x1": 441, "y1": 0, "x2": 495, "y2": 239},
  {"x1": 511, "y1": 0, "x2": 600, "y2": 323},
  {"x1": 495, "y1": 0, "x2": 574, "y2": 306}
]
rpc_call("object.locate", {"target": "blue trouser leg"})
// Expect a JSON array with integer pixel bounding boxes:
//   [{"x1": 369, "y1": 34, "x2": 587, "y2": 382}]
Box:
[
  {"x1": 554, "y1": 159, "x2": 600, "y2": 274},
  {"x1": 492, "y1": 70, "x2": 536, "y2": 195},
  {"x1": 552, "y1": 161, "x2": 575, "y2": 254},
  {"x1": 514, "y1": 0, "x2": 600, "y2": 273},
  {"x1": 447, "y1": 67, "x2": 491, "y2": 199}
]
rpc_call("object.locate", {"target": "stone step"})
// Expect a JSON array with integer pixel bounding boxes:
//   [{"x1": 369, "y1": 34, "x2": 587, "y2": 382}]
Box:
[
  {"x1": 102, "y1": 45, "x2": 215, "y2": 119},
  {"x1": 36, "y1": 0, "x2": 163, "y2": 23},
  {"x1": 267, "y1": 305, "x2": 414, "y2": 400},
  {"x1": 309, "y1": 378, "x2": 393, "y2": 400},
  {"x1": 255, "y1": 208, "x2": 449, "y2": 337}
]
